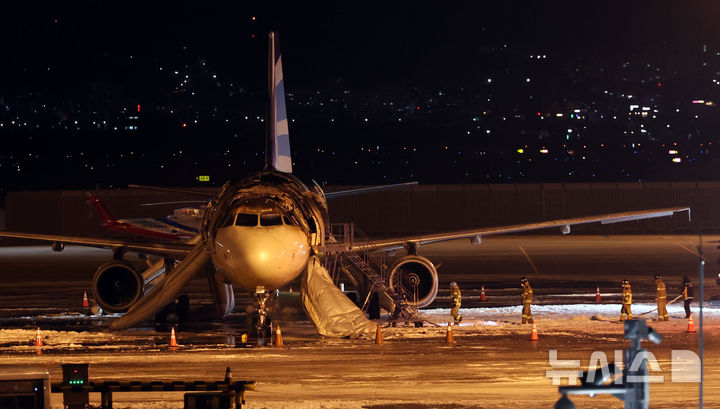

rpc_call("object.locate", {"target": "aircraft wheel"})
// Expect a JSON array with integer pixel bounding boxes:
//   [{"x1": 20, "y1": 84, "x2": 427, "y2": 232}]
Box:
[{"x1": 250, "y1": 315, "x2": 273, "y2": 344}]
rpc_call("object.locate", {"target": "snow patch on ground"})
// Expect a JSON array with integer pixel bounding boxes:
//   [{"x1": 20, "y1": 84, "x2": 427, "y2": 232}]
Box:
[
  {"x1": 0, "y1": 328, "x2": 122, "y2": 345},
  {"x1": 422, "y1": 303, "x2": 720, "y2": 318},
  {"x1": 1, "y1": 304, "x2": 718, "y2": 347},
  {"x1": 377, "y1": 303, "x2": 720, "y2": 339}
]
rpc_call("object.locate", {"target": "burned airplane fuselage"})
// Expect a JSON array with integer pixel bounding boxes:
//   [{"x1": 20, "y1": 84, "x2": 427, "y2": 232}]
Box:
[{"x1": 202, "y1": 169, "x2": 328, "y2": 292}]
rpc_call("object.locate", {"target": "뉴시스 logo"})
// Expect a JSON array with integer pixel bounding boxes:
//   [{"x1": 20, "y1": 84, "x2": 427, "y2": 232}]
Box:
[{"x1": 546, "y1": 349, "x2": 700, "y2": 385}]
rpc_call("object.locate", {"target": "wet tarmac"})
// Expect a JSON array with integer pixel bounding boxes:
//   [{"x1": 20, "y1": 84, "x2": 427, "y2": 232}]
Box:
[
  {"x1": 0, "y1": 319, "x2": 717, "y2": 409},
  {"x1": 0, "y1": 236, "x2": 717, "y2": 408}
]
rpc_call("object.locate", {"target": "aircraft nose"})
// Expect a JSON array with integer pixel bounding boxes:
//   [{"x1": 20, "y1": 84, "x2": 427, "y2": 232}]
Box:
[
  {"x1": 214, "y1": 228, "x2": 309, "y2": 290},
  {"x1": 238, "y1": 235, "x2": 285, "y2": 269}
]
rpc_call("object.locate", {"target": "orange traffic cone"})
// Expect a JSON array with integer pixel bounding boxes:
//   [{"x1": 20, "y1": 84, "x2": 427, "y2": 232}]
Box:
[
  {"x1": 375, "y1": 324, "x2": 383, "y2": 345},
  {"x1": 169, "y1": 326, "x2": 179, "y2": 347},
  {"x1": 595, "y1": 286, "x2": 601, "y2": 303},
  {"x1": 34, "y1": 327, "x2": 43, "y2": 347},
  {"x1": 274, "y1": 325, "x2": 284, "y2": 347},
  {"x1": 82, "y1": 291, "x2": 89, "y2": 308},
  {"x1": 445, "y1": 324, "x2": 455, "y2": 344},
  {"x1": 530, "y1": 323, "x2": 539, "y2": 341},
  {"x1": 480, "y1": 285, "x2": 487, "y2": 302},
  {"x1": 686, "y1": 314, "x2": 696, "y2": 333}
]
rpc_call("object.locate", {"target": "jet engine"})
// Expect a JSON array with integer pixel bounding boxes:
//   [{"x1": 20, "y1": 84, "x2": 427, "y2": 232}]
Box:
[
  {"x1": 92, "y1": 260, "x2": 144, "y2": 313},
  {"x1": 388, "y1": 255, "x2": 439, "y2": 308}
]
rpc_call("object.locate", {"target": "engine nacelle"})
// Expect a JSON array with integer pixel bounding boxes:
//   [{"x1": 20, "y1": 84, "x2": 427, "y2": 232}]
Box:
[
  {"x1": 92, "y1": 260, "x2": 144, "y2": 313},
  {"x1": 388, "y1": 255, "x2": 439, "y2": 308}
]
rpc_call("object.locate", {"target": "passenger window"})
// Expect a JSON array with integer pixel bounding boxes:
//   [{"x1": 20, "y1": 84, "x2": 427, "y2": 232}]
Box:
[
  {"x1": 260, "y1": 213, "x2": 284, "y2": 226},
  {"x1": 235, "y1": 213, "x2": 258, "y2": 226}
]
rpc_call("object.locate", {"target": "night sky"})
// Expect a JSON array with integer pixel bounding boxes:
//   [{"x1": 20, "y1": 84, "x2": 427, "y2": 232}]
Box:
[
  {"x1": 1, "y1": 2, "x2": 720, "y2": 190},
  {"x1": 4, "y1": 2, "x2": 719, "y2": 87}
]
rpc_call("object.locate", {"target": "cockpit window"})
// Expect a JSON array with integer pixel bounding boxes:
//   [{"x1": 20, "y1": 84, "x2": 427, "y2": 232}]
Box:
[
  {"x1": 235, "y1": 213, "x2": 259, "y2": 226},
  {"x1": 221, "y1": 212, "x2": 235, "y2": 228},
  {"x1": 260, "y1": 213, "x2": 284, "y2": 226}
]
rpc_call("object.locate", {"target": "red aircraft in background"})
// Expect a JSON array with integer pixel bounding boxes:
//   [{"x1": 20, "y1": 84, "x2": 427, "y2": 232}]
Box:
[{"x1": 84, "y1": 193, "x2": 203, "y2": 242}]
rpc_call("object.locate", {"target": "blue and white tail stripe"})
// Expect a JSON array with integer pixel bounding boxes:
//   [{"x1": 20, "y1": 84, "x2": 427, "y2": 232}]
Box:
[{"x1": 266, "y1": 31, "x2": 293, "y2": 173}]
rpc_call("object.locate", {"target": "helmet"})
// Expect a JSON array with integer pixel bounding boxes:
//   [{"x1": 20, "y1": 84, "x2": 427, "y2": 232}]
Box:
[
  {"x1": 621, "y1": 279, "x2": 629, "y2": 286},
  {"x1": 449, "y1": 281, "x2": 458, "y2": 288},
  {"x1": 654, "y1": 274, "x2": 662, "y2": 280},
  {"x1": 520, "y1": 276, "x2": 527, "y2": 284}
]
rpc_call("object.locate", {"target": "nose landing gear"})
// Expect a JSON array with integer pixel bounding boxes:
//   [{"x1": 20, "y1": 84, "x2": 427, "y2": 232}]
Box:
[{"x1": 251, "y1": 286, "x2": 273, "y2": 345}]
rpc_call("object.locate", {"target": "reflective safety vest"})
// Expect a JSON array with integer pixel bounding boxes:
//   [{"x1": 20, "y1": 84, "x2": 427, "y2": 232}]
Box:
[{"x1": 683, "y1": 284, "x2": 694, "y2": 300}]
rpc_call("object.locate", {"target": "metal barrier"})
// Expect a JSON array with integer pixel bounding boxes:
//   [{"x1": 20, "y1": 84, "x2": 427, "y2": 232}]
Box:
[{"x1": 51, "y1": 365, "x2": 255, "y2": 409}]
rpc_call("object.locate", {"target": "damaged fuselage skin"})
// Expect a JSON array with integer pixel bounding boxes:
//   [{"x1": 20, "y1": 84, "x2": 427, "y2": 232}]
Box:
[{"x1": 204, "y1": 169, "x2": 328, "y2": 292}]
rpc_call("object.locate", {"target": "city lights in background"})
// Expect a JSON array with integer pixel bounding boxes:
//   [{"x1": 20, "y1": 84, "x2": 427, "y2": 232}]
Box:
[{"x1": 1, "y1": 13, "x2": 720, "y2": 187}]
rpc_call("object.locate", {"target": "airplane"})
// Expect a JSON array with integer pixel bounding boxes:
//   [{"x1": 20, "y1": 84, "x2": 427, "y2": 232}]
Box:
[
  {"x1": 84, "y1": 193, "x2": 203, "y2": 242},
  {"x1": 0, "y1": 31, "x2": 690, "y2": 340}
]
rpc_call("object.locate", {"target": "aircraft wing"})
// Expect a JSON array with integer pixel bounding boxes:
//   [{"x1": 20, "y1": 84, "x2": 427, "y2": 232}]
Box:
[
  {"x1": 324, "y1": 182, "x2": 418, "y2": 199},
  {"x1": 0, "y1": 231, "x2": 194, "y2": 257},
  {"x1": 322, "y1": 207, "x2": 691, "y2": 252}
]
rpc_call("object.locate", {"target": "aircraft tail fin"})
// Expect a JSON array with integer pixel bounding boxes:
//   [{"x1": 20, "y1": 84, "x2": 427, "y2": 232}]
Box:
[
  {"x1": 265, "y1": 31, "x2": 293, "y2": 173},
  {"x1": 85, "y1": 193, "x2": 117, "y2": 226}
]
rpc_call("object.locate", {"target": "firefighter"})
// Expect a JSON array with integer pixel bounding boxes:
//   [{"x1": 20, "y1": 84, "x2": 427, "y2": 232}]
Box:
[
  {"x1": 654, "y1": 274, "x2": 669, "y2": 321},
  {"x1": 520, "y1": 277, "x2": 534, "y2": 324},
  {"x1": 449, "y1": 281, "x2": 462, "y2": 324},
  {"x1": 681, "y1": 276, "x2": 694, "y2": 318},
  {"x1": 620, "y1": 279, "x2": 633, "y2": 321}
]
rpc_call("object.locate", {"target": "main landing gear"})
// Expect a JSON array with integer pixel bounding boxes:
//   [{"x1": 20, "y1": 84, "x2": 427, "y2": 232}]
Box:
[{"x1": 154, "y1": 295, "x2": 190, "y2": 332}]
